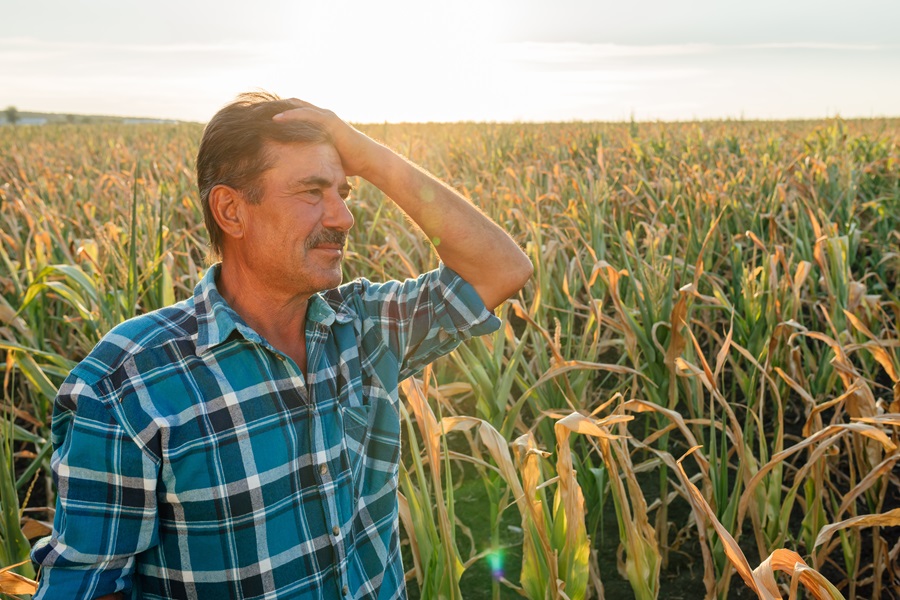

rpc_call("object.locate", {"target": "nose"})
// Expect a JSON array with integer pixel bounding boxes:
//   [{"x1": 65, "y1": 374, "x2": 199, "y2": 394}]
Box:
[{"x1": 323, "y1": 190, "x2": 355, "y2": 232}]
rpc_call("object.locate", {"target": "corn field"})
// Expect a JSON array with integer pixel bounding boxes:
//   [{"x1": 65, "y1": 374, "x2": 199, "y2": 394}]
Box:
[{"x1": 1, "y1": 117, "x2": 899, "y2": 599}]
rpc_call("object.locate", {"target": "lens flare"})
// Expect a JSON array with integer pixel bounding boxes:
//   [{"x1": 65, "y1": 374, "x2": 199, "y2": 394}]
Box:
[{"x1": 487, "y1": 549, "x2": 504, "y2": 581}]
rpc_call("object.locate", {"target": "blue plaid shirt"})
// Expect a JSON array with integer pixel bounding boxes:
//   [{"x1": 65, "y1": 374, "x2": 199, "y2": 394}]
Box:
[{"x1": 31, "y1": 264, "x2": 500, "y2": 599}]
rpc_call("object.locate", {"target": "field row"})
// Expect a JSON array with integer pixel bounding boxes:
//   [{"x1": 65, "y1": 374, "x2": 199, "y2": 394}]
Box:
[{"x1": 2, "y1": 118, "x2": 899, "y2": 598}]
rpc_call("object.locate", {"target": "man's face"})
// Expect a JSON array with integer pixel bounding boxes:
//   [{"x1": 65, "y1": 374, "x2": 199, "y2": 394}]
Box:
[{"x1": 240, "y1": 141, "x2": 355, "y2": 296}]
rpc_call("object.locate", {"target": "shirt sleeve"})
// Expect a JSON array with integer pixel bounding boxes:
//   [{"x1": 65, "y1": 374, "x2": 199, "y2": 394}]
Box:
[
  {"x1": 355, "y1": 263, "x2": 501, "y2": 381},
  {"x1": 31, "y1": 375, "x2": 160, "y2": 600}
]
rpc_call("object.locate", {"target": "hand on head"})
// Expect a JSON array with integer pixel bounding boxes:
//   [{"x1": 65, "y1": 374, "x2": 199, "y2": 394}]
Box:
[{"x1": 272, "y1": 100, "x2": 383, "y2": 179}]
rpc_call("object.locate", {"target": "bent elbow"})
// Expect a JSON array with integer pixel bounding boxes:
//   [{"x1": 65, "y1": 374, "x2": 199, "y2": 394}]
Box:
[
  {"x1": 494, "y1": 252, "x2": 533, "y2": 307},
  {"x1": 469, "y1": 248, "x2": 533, "y2": 311},
  {"x1": 513, "y1": 254, "x2": 534, "y2": 292}
]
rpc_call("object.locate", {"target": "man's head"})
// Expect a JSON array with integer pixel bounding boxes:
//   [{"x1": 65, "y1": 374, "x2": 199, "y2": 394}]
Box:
[{"x1": 196, "y1": 91, "x2": 333, "y2": 261}]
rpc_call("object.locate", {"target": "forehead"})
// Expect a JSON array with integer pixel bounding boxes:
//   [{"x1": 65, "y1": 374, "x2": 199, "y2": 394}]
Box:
[{"x1": 261, "y1": 141, "x2": 345, "y2": 183}]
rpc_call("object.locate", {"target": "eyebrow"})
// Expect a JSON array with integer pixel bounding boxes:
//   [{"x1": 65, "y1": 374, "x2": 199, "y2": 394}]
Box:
[{"x1": 289, "y1": 176, "x2": 353, "y2": 195}]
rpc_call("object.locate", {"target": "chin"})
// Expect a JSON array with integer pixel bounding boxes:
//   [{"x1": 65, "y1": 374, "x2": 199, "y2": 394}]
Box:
[
  {"x1": 327, "y1": 272, "x2": 345, "y2": 290},
  {"x1": 311, "y1": 269, "x2": 344, "y2": 293}
]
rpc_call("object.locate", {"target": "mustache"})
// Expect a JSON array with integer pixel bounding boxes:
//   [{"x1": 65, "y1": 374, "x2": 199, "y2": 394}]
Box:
[{"x1": 305, "y1": 228, "x2": 348, "y2": 250}]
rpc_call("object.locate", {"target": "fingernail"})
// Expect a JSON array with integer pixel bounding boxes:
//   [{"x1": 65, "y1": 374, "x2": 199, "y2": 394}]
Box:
[{"x1": 272, "y1": 112, "x2": 285, "y2": 120}]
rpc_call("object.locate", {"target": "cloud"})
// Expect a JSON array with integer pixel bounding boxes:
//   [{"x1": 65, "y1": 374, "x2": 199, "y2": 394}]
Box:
[
  {"x1": 499, "y1": 42, "x2": 712, "y2": 66},
  {"x1": 2, "y1": 36, "x2": 897, "y2": 122},
  {"x1": 0, "y1": 37, "x2": 277, "y2": 65},
  {"x1": 498, "y1": 41, "x2": 894, "y2": 71},
  {"x1": 739, "y1": 42, "x2": 890, "y2": 51}
]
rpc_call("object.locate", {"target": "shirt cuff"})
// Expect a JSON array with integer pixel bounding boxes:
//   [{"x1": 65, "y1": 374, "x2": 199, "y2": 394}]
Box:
[
  {"x1": 31, "y1": 538, "x2": 132, "y2": 599},
  {"x1": 434, "y1": 264, "x2": 502, "y2": 339}
]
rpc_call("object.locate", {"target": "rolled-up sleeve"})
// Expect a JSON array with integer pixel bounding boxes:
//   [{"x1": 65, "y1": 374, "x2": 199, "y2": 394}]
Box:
[
  {"x1": 31, "y1": 376, "x2": 159, "y2": 599},
  {"x1": 356, "y1": 264, "x2": 501, "y2": 380}
]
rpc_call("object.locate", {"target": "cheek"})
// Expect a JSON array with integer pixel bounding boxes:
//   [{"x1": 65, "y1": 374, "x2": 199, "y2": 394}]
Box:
[
  {"x1": 243, "y1": 223, "x2": 282, "y2": 258},
  {"x1": 287, "y1": 207, "x2": 323, "y2": 237},
  {"x1": 251, "y1": 204, "x2": 323, "y2": 251}
]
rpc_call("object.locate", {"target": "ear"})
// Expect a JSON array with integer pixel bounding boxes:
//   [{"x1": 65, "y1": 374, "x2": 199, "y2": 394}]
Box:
[{"x1": 209, "y1": 184, "x2": 246, "y2": 242}]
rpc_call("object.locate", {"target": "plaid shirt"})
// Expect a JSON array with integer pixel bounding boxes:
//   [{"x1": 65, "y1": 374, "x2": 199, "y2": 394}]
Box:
[{"x1": 31, "y1": 264, "x2": 499, "y2": 599}]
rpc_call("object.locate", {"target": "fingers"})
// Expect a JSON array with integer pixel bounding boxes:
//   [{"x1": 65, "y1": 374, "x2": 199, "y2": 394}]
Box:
[
  {"x1": 273, "y1": 99, "x2": 319, "y2": 122},
  {"x1": 274, "y1": 98, "x2": 340, "y2": 121},
  {"x1": 286, "y1": 98, "x2": 316, "y2": 109},
  {"x1": 273, "y1": 107, "x2": 312, "y2": 122},
  {"x1": 268, "y1": 98, "x2": 376, "y2": 177}
]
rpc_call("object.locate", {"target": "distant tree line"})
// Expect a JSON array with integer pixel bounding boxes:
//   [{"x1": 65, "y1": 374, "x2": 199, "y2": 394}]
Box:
[{"x1": 1, "y1": 107, "x2": 183, "y2": 125}]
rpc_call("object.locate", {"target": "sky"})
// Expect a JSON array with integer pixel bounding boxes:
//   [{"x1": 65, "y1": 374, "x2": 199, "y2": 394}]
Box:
[{"x1": 2, "y1": 0, "x2": 899, "y2": 123}]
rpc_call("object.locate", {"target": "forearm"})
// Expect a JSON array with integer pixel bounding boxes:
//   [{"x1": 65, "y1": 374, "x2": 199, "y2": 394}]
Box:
[{"x1": 360, "y1": 144, "x2": 532, "y2": 310}]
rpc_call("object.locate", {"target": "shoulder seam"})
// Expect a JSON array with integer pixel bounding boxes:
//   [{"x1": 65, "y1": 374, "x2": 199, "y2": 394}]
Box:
[
  {"x1": 71, "y1": 303, "x2": 196, "y2": 386},
  {"x1": 64, "y1": 374, "x2": 163, "y2": 466}
]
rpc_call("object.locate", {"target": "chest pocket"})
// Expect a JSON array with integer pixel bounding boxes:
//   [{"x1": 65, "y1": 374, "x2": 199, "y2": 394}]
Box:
[
  {"x1": 340, "y1": 396, "x2": 402, "y2": 505},
  {"x1": 342, "y1": 404, "x2": 370, "y2": 494}
]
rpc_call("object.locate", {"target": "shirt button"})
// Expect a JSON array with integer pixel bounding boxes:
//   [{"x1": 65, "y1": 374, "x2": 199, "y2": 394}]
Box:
[
  {"x1": 319, "y1": 463, "x2": 328, "y2": 476},
  {"x1": 342, "y1": 584, "x2": 349, "y2": 595},
  {"x1": 332, "y1": 525, "x2": 340, "y2": 536}
]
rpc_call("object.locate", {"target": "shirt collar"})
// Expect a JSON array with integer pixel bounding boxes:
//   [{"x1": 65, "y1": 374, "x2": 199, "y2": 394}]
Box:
[{"x1": 193, "y1": 264, "x2": 353, "y2": 355}]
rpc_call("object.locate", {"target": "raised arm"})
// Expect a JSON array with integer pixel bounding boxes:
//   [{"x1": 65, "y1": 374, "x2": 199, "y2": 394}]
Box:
[{"x1": 273, "y1": 101, "x2": 532, "y2": 310}]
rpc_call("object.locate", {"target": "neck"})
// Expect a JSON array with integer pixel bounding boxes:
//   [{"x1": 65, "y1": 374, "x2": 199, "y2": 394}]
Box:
[{"x1": 216, "y1": 259, "x2": 310, "y2": 370}]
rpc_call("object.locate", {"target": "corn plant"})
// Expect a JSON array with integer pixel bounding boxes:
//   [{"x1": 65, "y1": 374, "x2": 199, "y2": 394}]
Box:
[{"x1": 3, "y1": 117, "x2": 900, "y2": 599}]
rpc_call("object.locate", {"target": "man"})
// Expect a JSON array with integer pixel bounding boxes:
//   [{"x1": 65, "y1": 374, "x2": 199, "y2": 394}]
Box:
[{"x1": 30, "y1": 92, "x2": 532, "y2": 599}]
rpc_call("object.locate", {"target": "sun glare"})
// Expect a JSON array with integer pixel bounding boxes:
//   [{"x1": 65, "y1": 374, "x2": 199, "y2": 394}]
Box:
[{"x1": 2, "y1": 0, "x2": 898, "y2": 121}]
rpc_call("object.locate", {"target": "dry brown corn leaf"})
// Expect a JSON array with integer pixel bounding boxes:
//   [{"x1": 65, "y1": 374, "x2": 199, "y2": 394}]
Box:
[
  {"x1": 589, "y1": 261, "x2": 638, "y2": 357},
  {"x1": 802, "y1": 381, "x2": 866, "y2": 437},
  {"x1": 754, "y1": 549, "x2": 845, "y2": 600},
  {"x1": 793, "y1": 261, "x2": 812, "y2": 297},
  {"x1": 20, "y1": 516, "x2": 52, "y2": 539},
  {"x1": 0, "y1": 561, "x2": 38, "y2": 595},
  {"x1": 835, "y1": 455, "x2": 900, "y2": 520},
  {"x1": 814, "y1": 507, "x2": 900, "y2": 551},
  {"x1": 434, "y1": 382, "x2": 472, "y2": 398},
  {"x1": 663, "y1": 283, "x2": 691, "y2": 371},
  {"x1": 785, "y1": 563, "x2": 846, "y2": 600},
  {"x1": 685, "y1": 323, "x2": 717, "y2": 393},
  {"x1": 740, "y1": 421, "x2": 897, "y2": 526},
  {"x1": 852, "y1": 414, "x2": 900, "y2": 427},
  {"x1": 620, "y1": 399, "x2": 709, "y2": 476},
  {"x1": 674, "y1": 448, "x2": 779, "y2": 599},
  {"x1": 400, "y1": 378, "x2": 441, "y2": 460},
  {"x1": 439, "y1": 416, "x2": 526, "y2": 513},
  {"x1": 842, "y1": 309, "x2": 878, "y2": 342},
  {"x1": 508, "y1": 299, "x2": 561, "y2": 360},
  {"x1": 854, "y1": 341, "x2": 899, "y2": 383},
  {"x1": 554, "y1": 412, "x2": 630, "y2": 551},
  {"x1": 511, "y1": 432, "x2": 558, "y2": 597},
  {"x1": 396, "y1": 492, "x2": 423, "y2": 582},
  {"x1": 713, "y1": 316, "x2": 734, "y2": 385}
]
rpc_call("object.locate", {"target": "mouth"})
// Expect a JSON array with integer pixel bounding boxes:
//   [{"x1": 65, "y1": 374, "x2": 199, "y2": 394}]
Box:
[{"x1": 311, "y1": 245, "x2": 344, "y2": 257}]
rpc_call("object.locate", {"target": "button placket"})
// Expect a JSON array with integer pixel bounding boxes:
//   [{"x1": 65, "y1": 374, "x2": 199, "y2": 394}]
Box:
[{"x1": 306, "y1": 318, "x2": 354, "y2": 594}]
